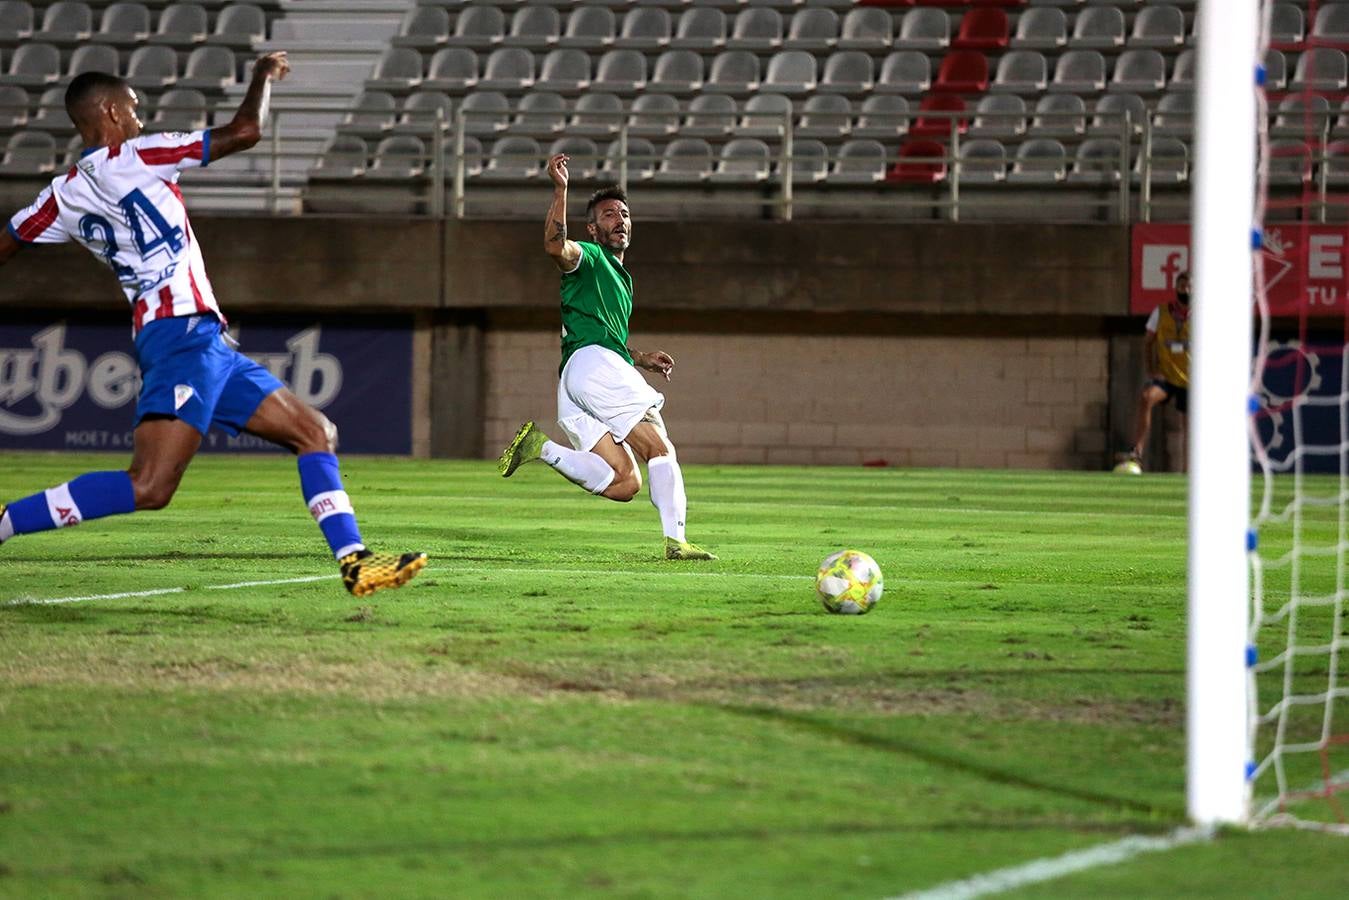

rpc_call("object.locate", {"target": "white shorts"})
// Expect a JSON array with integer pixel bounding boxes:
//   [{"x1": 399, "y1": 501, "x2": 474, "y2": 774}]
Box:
[{"x1": 557, "y1": 345, "x2": 665, "y2": 451}]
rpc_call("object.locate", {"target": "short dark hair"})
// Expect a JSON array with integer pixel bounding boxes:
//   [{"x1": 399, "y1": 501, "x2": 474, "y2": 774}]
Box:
[
  {"x1": 65, "y1": 71, "x2": 127, "y2": 123},
  {"x1": 585, "y1": 186, "x2": 629, "y2": 222}
]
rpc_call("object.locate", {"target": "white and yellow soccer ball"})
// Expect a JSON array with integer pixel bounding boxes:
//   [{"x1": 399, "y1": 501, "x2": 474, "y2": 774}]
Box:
[
  {"x1": 1112, "y1": 459, "x2": 1142, "y2": 475},
  {"x1": 815, "y1": 550, "x2": 883, "y2": 615}
]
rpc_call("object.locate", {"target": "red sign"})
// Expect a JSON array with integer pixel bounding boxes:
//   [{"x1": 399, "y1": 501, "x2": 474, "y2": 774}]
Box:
[{"x1": 1131, "y1": 222, "x2": 1349, "y2": 316}]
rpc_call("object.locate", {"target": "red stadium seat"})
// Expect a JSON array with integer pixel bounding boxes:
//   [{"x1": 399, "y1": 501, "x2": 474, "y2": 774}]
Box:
[
  {"x1": 933, "y1": 50, "x2": 988, "y2": 92},
  {"x1": 886, "y1": 139, "x2": 947, "y2": 183},
  {"x1": 910, "y1": 93, "x2": 967, "y2": 137},
  {"x1": 952, "y1": 8, "x2": 1009, "y2": 51}
]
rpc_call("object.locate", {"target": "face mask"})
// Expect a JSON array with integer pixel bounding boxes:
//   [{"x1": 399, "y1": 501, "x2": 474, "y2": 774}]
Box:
[{"x1": 1176, "y1": 290, "x2": 1190, "y2": 304}]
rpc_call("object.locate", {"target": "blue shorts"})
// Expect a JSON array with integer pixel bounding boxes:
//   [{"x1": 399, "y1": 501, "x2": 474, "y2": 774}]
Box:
[
  {"x1": 1150, "y1": 378, "x2": 1189, "y2": 415},
  {"x1": 134, "y1": 316, "x2": 284, "y2": 437}
]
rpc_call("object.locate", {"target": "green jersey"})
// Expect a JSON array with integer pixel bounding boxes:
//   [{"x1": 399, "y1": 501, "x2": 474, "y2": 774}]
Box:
[{"x1": 559, "y1": 241, "x2": 633, "y2": 373}]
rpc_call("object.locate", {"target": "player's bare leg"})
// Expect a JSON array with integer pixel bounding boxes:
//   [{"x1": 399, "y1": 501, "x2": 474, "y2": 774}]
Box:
[
  {"x1": 243, "y1": 388, "x2": 427, "y2": 597},
  {"x1": 1127, "y1": 384, "x2": 1169, "y2": 466},
  {"x1": 624, "y1": 418, "x2": 716, "y2": 561},
  {"x1": 128, "y1": 417, "x2": 202, "y2": 509}
]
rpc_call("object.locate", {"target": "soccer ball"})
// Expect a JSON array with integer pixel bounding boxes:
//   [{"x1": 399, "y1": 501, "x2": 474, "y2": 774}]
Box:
[
  {"x1": 815, "y1": 550, "x2": 883, "y2": 615},
  {"x1": 1112, "y1": 459, "x2": 1142, "y2": 475}
]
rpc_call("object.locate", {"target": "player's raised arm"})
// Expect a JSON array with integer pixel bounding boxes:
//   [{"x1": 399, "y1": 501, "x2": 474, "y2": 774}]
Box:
[
  {"x1": 208, "y1": 51, "x2": 290, "y2": 162},
  {"x1": 545, "y1": 154, "x2": 583, "y2": 273}
]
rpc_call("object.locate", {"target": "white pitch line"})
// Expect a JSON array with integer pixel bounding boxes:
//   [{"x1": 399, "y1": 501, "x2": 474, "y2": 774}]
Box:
[
  {"x1": 889, "y1": 826, "x2": 1213, "y2": 900},
  {"x1": 5, "y1": 586, "x2": 186, "y2": 606}
]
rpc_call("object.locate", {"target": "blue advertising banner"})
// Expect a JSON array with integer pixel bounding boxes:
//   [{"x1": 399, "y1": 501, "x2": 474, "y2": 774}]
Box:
[
  {"x1": 1253, "y1": 336, "x2": 1346, "y2": 476},
  {"x1": 0, "y1": 317, "x2": 413, "y2": 454}
]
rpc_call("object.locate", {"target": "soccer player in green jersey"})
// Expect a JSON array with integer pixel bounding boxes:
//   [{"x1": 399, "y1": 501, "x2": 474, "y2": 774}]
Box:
[{"x1": 497, "y1": 153, "x2": 716, "y2": 561}]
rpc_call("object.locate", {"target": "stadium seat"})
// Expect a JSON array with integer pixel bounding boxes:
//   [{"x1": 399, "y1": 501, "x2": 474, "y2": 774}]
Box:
[
  {"x1": 819, "y1": 50, "x2": 874, "y2": 94},
  {"x1": 567, "y1": 91, "x2": 622, "y2": 137},
  {"x1": 341, "y1": 91, "x2": 396, "y2": 137},
  {"x1": 1263, "y1": 49, "x2": 1287, "y2": 91},
  {"x1": 0, "y1": 42, "x2": 60, "y2": 87},
  {"x1": 784, "y1": 139, "x2": 829, "y2": 183},
  {"x1": 547, "y1": 136, "x2": 599, "y2": 180},
  {"x1": 797, "y1": 93, "x2": 852, "y2": 138},
  {"x1": 1090, "y1": 91, "x2": 1145, "y2": 136},
  {"x1": 710, "y1": 137, "x2": 771, "y2": 184},
  {"x1": 368, "y1": 47, "x2": 423, "y2": 92},
  {"x1": 1334, "y1": 98, "x2": 1349, "y2": 138},
  {"x1": 670, "y1": 7, "x2": 726, "y2": 50},
  {"x1": 654, "y1": 137, "x2": 714, "y2": 183},
  {"x1": 1006, "y1": 138, "x2": 1067, "y2": 183},
  {"x1": 827, "y1": 138, "x2": 887, "y2": 184},
  {"x1": 0, "y1": 0, "x2": 33, "y2": 42},
  {"x1": 1012, "y1": 7, "x2": 1066, "y2": 49},
  {"x1": 178, "y1": 46, "x2": 236, "y2": 90},
  {"x1": 312, "y1": 134, "x2": 368, "y2": 179},
  {"x1": 1138, "y1": 136, "x2": 1189, "y2": 184},
  {"x1": 1130, "y1": 5, "x2": 1184, "y2": 48},
  {"x1": 934, "y1": 50, "x2": 989, "y2": 92},
  {"x1": 1110, "y1": 49, "x2": 1166, "y2": 93},
  {"x1": 504, "y1": 6, "x2": 560, "y2": 48},
  {"x1": 763, "y1": 50, "x2": 816, "y2": 94},
  {"x1": 593, "y1": 49, "x2": 646, "y2": 94},
  {"x1": 125, "y1": 45, "x2": 178, "y2": 89},
  {"x1": 68, "y1": 44, "x2": 119, "y2": 79},
  {"x1": 459, "y1": 91, "x2": 510, "y2": 136},
  {"x1": 876, "y1": 50, "x2": 931, "y2": 94},
  {"x1": 152, "y1": 87, "x2": 208, "y2": 132},
  {"x1": 478, "y1": 47, "x2": 534, "y2": 91},
  {"x1": 991, "y1": 50, "x2": 1047, "y2": 93},
  {"x1": 1321, "y1": 140, "x2": 1349, "y2": 187},
  {"x1": 453, "y1": 134, "x2": 483, "y2": 179},
  {"x1": 536, "y1": 49, "x2": 590, "y2": 94},
  {"x1": 208, "y1": 4, "x2": 266, "y2": 50},
  {"x1": 602, "y1": 136, "x2": 657, "y2": 181},
  {"x1": 92, "y1": 2, "x2": 150, "y2": 45},
  {"x1": 953, "y1": 8, "x2": 1008, "y2": 49},
  {"x1": 368, "y1": 135, "x2": 425, "y2": 180},
  {"x1": 1271, "y1": 94, "x2": 1331, "y2": 138},
  {"x1": 969, "y1": 93, "x2": 1026, "y2": 137},
  {"x1": 649, "y1": 49, "x2": 703, "y2": 94},
  {"x1": 480, "y1": 135, "x2": 541, "y2": 181},
  {"x1": 507, "y1": 91, "x2": 566, "y2": 137},
  {"x1": 393, "y1": 6, "x2": 448, "y2": 49},
  {"x1": 910, "y1": 94, "x2": 967, "y2": 138},
  {"x1": 739, "y1": 92, "x2": 791, "y2": 138},
  {"x1": 424, "y1": 47, "x2": 478, "y2": 92},
  {"x1": 839, "y1": 7, "x2": 894, "y2": 51},
  {"x1": 956, "y1": 138, "x2": 1007, "y2": 183},
  {"x1": 148, "y1": 3, "x2": 207, "y2": 46},
  {"x1": 1070, "y1": 6, "x2": 1124, "y2": 49},
  {"x1": 31, "y1": 86, "x2": 73, "y2": 133},
  {"x1": 728, "y1": 7, "x2": 783, "y2": 51},
  {"x1": 706, "y1": 50, "x2": 761, "y2": 94},
  {"x1": 785, "y1": 8, "x2": 839, "y2": 51},
  {"x1": 854, "y1": 94, "x2": 910, "y2": 139},
  {"x1": 0, "y1": 84, "x2": 28, "y2": 129},
  {"x1": 1266, "y1": 139, "x2": 1311, "y2": 186},
  {"x1": 1170, "y1": 48, "x2": 1196, "y2": 90},
  {"x1": 1152, "y1": 92, "x2": 1193, "y2": 135},
  {"x1": 1290, "y1": 49, "x2": 1348, "y2": 92},
  {"x1": 1313, "y1": 4, "x2": 1349, "y2": 42},
  {"x1": 0, "y1": 129, "x2": 55, "y2": 174},
  {"x1": 887, "y1": 139, "x2": 947, "y2": 184},
  {"x1": 681, "y1": 93, "x2": 736, "y2": 137},
  {"x1": 1029, "y1": 93, "x2": 1085, "y2": 137},
  {"x1": 1048, "y1": 50, "x2": 1106, "y2": 93},
  {"x1": 1066, "y1": 137, "x2": 1123, "y2": 185},
  {"x1": 616, "y1": 7, "x2": 671, "y2": 49},
  {"x1": 33, "y1": 1, "x2": 91, "y2": 44},
  {"x1": 1270, "y1": 3, "x2": 1304, "y2": 50},
  {"x1": 447, "y1": 7, "x2": 505, "y2": 48},
  {"x1": 627, "y1": 92, "x2": 680, "y2": 137},
  {"x1": 560, "y1": 6, "x2": 615, "y2": 48},
  {"x1": 894, "y1": 8, "x2": 951, "y2": 51}
]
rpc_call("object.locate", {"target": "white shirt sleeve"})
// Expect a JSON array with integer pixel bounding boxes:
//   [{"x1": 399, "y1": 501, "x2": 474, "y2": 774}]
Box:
[
  {"x1": 1145, "y1": 306, "x2": 1160, "y2": 334},
  {"x1": 7, "y1": 183, "x2": 70, "y2": 245}
]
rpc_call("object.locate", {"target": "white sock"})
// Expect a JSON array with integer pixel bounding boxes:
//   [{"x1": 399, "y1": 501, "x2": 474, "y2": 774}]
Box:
[
  {"x1": 541, "y1": 440, "x2": 616, "y2": 495},
  {"x1": 0, "y1": 508, "x2": 12, "y2": 544},
  {"x1": 647, "y1": 455, "x2": 686, "y2": 541}
]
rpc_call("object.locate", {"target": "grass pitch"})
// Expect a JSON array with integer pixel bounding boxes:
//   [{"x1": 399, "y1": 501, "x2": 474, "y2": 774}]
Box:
[{"x1": 1, "y1": 453, "x2": 1347, "y2": 898}]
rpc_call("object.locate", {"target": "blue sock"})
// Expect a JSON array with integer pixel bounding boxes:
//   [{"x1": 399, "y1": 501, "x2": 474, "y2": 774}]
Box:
[
  {"x1": 297, "y1": 452, "x2": 364, "y2": 559},
  {"x1": 0, "y1": 471, "x2": 136, "y2": 542}
]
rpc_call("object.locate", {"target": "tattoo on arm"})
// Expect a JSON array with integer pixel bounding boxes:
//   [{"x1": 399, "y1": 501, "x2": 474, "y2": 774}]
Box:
[{"x1": 550, "y1": 219, "x2": 566, "y2": 243}]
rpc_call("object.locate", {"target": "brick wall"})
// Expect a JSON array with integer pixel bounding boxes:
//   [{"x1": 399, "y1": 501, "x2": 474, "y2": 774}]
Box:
[{"x1": 484, "y1": 330, "x2": 1110, "y2": 470}]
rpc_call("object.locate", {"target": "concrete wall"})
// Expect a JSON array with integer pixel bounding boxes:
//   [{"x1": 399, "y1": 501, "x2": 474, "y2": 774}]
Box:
[{"x1": 1, "y1": 216, "x2": 1150, "y2": 469}]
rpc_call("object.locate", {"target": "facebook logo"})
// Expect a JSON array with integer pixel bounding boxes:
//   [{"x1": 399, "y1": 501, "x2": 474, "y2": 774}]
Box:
[{"x1": 1141, "y1": 245, "x2": 1189, "y2": 290}]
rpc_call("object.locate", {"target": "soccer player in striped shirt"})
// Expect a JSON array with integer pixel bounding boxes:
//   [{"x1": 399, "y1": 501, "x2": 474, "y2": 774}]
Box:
[
  {"x1": 497, "y1": 153, "x2": 716, "y2": 561},
  {"x1": 0, "y1": 53, "x2": 426, "y2": 597}
]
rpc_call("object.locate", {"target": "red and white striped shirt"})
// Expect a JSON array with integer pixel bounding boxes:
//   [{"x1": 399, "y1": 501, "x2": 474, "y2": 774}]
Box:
[{"x1": 7, "y1": 130, "x2": 222, "y2": 334}]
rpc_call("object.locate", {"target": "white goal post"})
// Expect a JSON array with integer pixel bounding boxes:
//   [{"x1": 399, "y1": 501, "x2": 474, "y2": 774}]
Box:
[{"x1": 1187, "y1": 0, "x2": 1258, "y2": 826}]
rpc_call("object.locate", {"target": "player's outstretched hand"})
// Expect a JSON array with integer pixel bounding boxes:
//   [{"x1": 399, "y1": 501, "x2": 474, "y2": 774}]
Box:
[
  {"x1": 636, "y1": 350, "x2": 675, "y2": 381},
  {"x1": 547, "y1": 153, "x2": 569, "y2": 189},
  {"x1": 255, "y1": 51, "x2": 290, "y2": 82}
]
